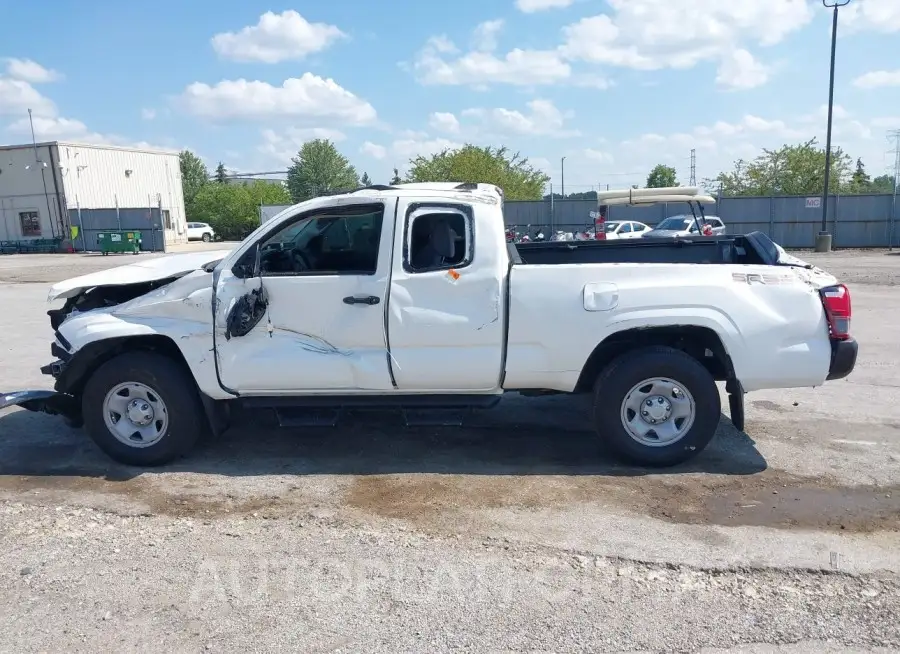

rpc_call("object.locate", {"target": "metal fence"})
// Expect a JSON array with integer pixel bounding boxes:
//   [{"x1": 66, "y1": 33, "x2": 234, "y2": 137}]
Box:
[
  {"x1": 68, "y1": 207, "x2": 167, "y2": 252},
  {"x1": 505, "y1": 193, "x2": 899, "y2": 248},
  {"x1": 260, "y1": 192, "x2": 899, "y2": 248}
]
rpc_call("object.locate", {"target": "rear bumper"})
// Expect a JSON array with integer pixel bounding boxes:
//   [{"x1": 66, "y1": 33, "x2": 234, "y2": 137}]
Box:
[{"x1": 826, "y1": 337, "x2": 858, "y2": 381}]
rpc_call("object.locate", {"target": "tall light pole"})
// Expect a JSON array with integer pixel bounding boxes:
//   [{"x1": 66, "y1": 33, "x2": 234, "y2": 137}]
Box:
[
  {"x1": 560, "y1": 156, "x2": 566, "y2": 198},
  {"x1": 817, "y1": 0, "x2": 850, "y2": 253}
]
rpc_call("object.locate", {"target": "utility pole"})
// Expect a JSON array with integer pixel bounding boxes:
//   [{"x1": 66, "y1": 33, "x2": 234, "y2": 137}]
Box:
[
  {"x1": 689, "y1": 149, "x2": 696, "y2": 186},
  {"x1": 560, "y1": 156, "x2": 566, "y2": 199},
  {"x1": 889, "y1": 129, "x2": 900, "y2": 250},
  {"x1": 817, "y1": 0, "x2": 851, "y2": 252}
]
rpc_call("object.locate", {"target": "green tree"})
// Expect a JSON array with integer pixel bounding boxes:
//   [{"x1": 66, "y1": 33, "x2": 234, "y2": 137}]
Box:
[
  {"x1": 214, "y1": 162, "x2": 228, "y2": 183},
  {"x1": 646, "y1": 164, "x2": 678, "y2": 188},
  {"x1": 286, "y1": 139, "x2": 359, "y2": 202},
  {"x1": 179, "y1": 150, "x2": 209, "y2": 208},
  {"x1": 405, "y1": 144, "x2": 549, "y2": 200},
  {"x1": 390, "y1": 168, "x2": 402, "y2": 184},
  {"x1": 360, "y1": 172, "x2": 372, "y2": 187},
  {"x1": 848, "y1": 158, "x2": 871, "y2": 194},
  {"x1": 871, "y1": 174, "x2": 896, "y2": 194},
  {"x1": 188, "y1": 181, "x2": 291, "y2": 241},
  {"x1": 705, "y1": 138, "x2": 852, "y2": 196}
]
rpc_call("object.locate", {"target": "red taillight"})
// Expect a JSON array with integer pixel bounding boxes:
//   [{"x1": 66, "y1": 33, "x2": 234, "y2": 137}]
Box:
[{"x1": 821, "y1": 284, "x2": 851, "y2": 340}]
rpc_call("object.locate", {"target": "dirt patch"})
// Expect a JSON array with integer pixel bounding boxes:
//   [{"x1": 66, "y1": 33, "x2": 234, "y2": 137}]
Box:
[
  {"x1": 0, "y1": 475, "x2": 303, "y2": 520},
  {"x1": 1, "y1": 467, "x2": 898, "y2": 534},
  {"x1": 344, "y1": 471, "x2": 900, "y2": 533}
]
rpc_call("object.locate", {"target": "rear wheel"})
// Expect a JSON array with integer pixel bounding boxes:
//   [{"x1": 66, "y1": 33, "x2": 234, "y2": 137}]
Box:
[
  {"x1": 81, "y1": 351, "x2": 206, "y2": 466},
  {"x1": 592, "y1": 346, "x2": 720, "y2": 467}
]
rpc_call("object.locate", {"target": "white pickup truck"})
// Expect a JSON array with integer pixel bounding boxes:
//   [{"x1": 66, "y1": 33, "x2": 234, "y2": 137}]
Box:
[{"x1": 1, "y1": 182, "x2": 857, "y2": 468}]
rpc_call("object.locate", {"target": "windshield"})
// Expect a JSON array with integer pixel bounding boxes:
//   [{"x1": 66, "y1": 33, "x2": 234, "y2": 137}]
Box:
[
  {"x1": 603, "y1": 222, "x2": 621, "y2": 233},
  {"x1": 655, "y1": 216, "x2": 692, "y2": 230}
]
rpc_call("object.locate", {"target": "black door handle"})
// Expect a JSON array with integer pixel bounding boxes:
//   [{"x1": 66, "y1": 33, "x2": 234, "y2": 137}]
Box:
[{"x1": 343, "y1": 295, "x2": 380, "y2": 305}]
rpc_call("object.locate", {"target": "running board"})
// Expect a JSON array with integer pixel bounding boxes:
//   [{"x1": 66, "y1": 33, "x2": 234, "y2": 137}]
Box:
[
  {"x1": 402, "y1": 408, "x2": 468, "y2": 427},
  {"x1": 274, "y1": 408, "x2": 340, "y2": 427},
  {"x1": 240, "y1": 393, "x2": 501, "y2": 428}
]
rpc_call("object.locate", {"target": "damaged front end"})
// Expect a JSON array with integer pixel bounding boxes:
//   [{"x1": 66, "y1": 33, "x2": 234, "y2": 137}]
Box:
[{"x1": 2, "y1": 250, "x2": 231, "y2": 425}]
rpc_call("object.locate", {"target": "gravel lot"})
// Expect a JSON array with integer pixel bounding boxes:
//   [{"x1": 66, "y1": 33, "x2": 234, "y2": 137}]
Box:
[{"x1": 0, "y1": 248, "x2": 898, "y2": 653}]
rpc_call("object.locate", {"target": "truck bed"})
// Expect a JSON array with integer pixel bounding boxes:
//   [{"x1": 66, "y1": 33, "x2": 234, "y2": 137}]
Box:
[{"x1": 511, "y1": 231, "x2": 779, "y2": 266}]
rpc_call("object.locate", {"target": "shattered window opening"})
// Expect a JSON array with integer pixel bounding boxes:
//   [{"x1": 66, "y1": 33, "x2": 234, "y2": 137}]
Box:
[
  {"x1": 253, "y1": 203, "x2": 385, "y2": 277},
  {"x1": 406, "y1": 209, "x2": 473, "y2": 274}
]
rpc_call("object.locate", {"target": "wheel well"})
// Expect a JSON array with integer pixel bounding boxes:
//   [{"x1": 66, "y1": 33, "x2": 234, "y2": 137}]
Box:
[
  {"x1": 56, "y1": 335, "x2": 193, "y2": 398},
  {"x1": 574, "y1": 326, "x2": 736, "y2": 393}
]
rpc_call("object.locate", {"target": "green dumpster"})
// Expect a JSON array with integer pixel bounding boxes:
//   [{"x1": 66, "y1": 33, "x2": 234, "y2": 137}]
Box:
[{"x1": 97, "y1": 231, "x2": 142, "y2": 255}]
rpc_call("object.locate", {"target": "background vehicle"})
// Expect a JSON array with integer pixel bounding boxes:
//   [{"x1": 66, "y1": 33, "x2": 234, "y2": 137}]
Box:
[
  {"x1": 643, "y1": 215, "x2": 726, "y2": 238},
  {"x1": 2, "y1": 183, "x2": 856, "y2": 471},
  {"x1": 600, "y1": 221, "x2": 651, "y2": 240},
  {"x1": 186, "y1": 222, "x2": 215, "y2": 242}
]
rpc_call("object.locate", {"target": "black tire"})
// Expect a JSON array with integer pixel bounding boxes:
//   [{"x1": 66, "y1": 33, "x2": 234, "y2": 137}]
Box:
[
  {"x1": 81, "y1": 351, "x2": 206, "y2": 466},
  {"x1": 592, "y1": 345, "x2": 721, "y2": 467},
  {"x1": 202, "y1": 233, "x2": 211, "y2": 242}
]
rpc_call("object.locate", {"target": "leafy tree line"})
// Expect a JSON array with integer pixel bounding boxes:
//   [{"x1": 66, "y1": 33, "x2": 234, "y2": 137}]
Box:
[
  {"x1": 703, "y1": 138, "x2": 895, "y2": 197},
  {"x1": 180, "y1": 141, "x2": 549, "y2": 239},
  {"x1": 180, "y1": 135, "x2": 898, "y2": 240}
]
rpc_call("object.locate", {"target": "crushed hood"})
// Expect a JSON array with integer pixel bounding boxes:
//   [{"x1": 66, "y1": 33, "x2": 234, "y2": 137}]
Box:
[{"x1": 47, "y1": 249, "x2": 233, "y2": 301}]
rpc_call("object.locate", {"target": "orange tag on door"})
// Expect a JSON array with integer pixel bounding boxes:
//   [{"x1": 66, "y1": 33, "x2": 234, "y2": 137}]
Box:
[{"x1": 447, "y1": 269, "x2": 460, "y2": 281}]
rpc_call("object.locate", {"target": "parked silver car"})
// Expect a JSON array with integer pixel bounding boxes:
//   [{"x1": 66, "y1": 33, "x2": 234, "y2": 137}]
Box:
[{"x1": 642, "y1": 215, "x2": 726, "y2": 238}]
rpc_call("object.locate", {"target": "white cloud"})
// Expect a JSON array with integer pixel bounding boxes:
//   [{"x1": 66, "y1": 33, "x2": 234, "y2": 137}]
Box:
[
  {"x1": 429, "y1": 112, "x2": 460, "y2": 133},
  {"x1": 360, "y1": 141, "x2": 387, "y2": 159},
  {"x1": 515, "y1": 0, "x2": 575, "y2": 12},
  {"x1": 6, "y1": 114, "x2": 172, "y2": 151},
  {"x1": 411, "y1": 33, "x2": 571, "y2": 87},
  {"x1": 842, "y1": 0, "x2": 900, "y2": 34},
  {"x1": 461, "y1": 99, "x2": 578, "y2": 136},
  {"x1": 0, "y1": 78, "x2": 56, "y2": 116},
  {"x1": 3, "y1": 58, "x2": 62, "y2": 83},
  {"x1": 176, "y1": 74, "x2": 377, "y2": 125},
  {"x1": 141, "y1": 108, "x2": 156, "y2": 120},
  {"x1": 716, "y1": 49, "x2": 769, "y2": 90},
  {"x1": 257, "y1": 126, "x2": 347, "y2": 165},
  {"x1": 211, "y1": 10, "x2": 346, "y2": 63},
  {"x1": 391, "y1": 136, "x2": 462, "y2": 160},
  {"x1": 853, "y1": 69, "x2": 900, "y2": 89},
  {"x1": 584, "y1": 149, "x2": 614, "y2": 163},
  {"x1": 559, "y1": 0, "x2": 811, "y2": 87},
  {"x1": 472, "y1": 19, "x2": 504, "y2": 51}
]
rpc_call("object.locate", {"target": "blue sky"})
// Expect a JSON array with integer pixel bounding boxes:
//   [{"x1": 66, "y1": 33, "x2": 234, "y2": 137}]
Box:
[{"x1": 2, "y1": 0, "x2": 900, "y2": 192}]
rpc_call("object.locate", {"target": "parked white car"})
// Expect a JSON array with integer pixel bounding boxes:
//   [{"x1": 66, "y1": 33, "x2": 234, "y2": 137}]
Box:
[
  {"x1": 186, "y1": 222, "x2": 215, "y2": 242},
  {"x1": 599, "y1": 221, "x2": 651, "y2": 239},
  {"x1": 2, "y1": 183, "x2": 857, "y2": 469}
]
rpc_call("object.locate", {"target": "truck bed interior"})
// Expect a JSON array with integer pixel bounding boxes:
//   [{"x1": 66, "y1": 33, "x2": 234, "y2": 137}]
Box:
[{"x1": 510, "y1": 231, "x2": 782, "y2": 267}]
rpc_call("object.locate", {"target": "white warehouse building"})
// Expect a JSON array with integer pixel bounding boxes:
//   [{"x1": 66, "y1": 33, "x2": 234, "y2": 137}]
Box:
[{"x1": 0, "y1": 141, "x2": 188, "y2": 251}]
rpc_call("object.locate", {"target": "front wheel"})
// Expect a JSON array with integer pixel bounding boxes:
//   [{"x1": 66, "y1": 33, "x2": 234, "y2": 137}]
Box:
[
  {"x1": 592, "y1": 346, "x2": 721, "y2": 467},
  {"x1": 202, "y1": 233, "x2": 211, "y2": 242},
  {"x1": 81, "y1": 351, "x2": 206, "y2": 466}
]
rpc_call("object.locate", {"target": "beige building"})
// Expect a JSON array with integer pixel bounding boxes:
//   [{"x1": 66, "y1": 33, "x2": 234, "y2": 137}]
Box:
[{"x1": 0, "y1": 141, "x2": 188, "y2": 249}]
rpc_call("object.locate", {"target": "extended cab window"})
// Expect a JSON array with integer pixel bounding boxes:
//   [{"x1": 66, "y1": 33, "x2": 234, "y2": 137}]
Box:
[
  {"x1": 252, "y1": 203, "x2": 384, "y2": 276},
  {"x1": 407, "y1": 210, "x2": 471, "y2": 273}
]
